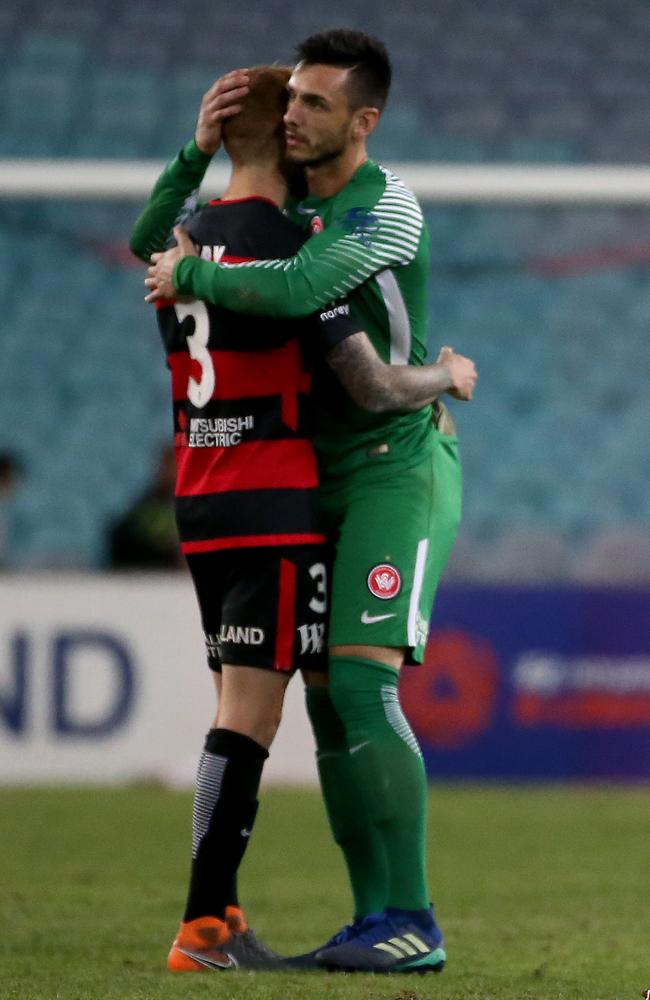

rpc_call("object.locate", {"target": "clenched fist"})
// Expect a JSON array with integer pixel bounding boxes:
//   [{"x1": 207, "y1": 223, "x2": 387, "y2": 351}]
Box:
[{"x1": 438, "y1": 345, "x2": 478, "y2": 401}]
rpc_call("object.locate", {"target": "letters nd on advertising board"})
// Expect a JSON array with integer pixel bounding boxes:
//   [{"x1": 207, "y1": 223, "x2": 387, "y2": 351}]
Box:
[{"x1": 0, "y1": 575, "x2": 317, "y2": 784}]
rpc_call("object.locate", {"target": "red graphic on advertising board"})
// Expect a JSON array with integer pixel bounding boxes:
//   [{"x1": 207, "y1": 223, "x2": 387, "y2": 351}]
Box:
[
  {"x1": 515, "y1": 692, "x2": 650, "y2": 728},
  {"x1": 512, "y1": 650, "x2": 650, "y2": 729},
  {"x1": 400, "y1": 629, "x2": 499, "y2": 749}
]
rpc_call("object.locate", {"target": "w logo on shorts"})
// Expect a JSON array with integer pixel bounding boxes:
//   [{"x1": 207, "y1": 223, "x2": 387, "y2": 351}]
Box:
[{"x1": 297, "y1": 623, "x2": 325, "y2": 654}]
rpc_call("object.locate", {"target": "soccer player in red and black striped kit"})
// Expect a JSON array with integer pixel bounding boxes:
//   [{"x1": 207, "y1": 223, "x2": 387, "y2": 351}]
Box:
[
  {"x1": 148, "y1": 67, "x2": 354, "y2": 971},
  {"x1": 133, "y1": 65, "x2": 476, "y2": 971}
]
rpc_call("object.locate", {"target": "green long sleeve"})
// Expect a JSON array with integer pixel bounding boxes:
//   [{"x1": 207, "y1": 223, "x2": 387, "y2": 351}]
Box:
[
  {"x1": 172, "y1": 225, "x2": 381, "y2": 317},
  {"x1": 129, "y1": 138, "x2": 212, "y2": 262},
  {"x1": 172, "y1": 159, "x2": 425, "y2": 318},
  {"x1": 172, "y1": 210, "x2": 421, "y2": 318}
]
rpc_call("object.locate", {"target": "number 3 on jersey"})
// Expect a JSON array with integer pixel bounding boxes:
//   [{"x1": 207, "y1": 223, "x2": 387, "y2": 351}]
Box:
[{"x1": 175, "y1": 300, "x2": 215, "y2": 408}]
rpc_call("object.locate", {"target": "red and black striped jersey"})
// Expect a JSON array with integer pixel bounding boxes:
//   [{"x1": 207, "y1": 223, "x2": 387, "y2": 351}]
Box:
[{"x1": 156, "y1": 197, "x2": 360, "y2": 554}]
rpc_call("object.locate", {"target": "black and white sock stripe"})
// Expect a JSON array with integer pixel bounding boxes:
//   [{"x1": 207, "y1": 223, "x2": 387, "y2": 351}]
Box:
[{"x1": 191, "y1": 751, "x2": 227, "y2": 858}]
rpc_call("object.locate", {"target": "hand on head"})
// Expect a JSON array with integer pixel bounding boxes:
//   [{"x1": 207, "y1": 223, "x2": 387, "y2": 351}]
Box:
[{"x1": 195, "y1": 69, "x2": 251, "y2": 156}]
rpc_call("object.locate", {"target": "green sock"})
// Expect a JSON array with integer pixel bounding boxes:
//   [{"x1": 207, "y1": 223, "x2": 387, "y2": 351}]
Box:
[
  {"x1": 328, "y1": 656, "x2": 431, "y2": 912},
  {"x1": 305, "y1": 685, "x2": 389, "y2": 916}
]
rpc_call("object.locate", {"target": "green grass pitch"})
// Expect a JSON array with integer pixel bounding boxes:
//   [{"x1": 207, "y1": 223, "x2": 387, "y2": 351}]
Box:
[{"x1": 0, "y1": 783, "x2": 647, "y2": 999}]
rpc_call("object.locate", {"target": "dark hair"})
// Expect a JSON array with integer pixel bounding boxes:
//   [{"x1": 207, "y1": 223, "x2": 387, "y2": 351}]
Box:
[{"x1": 295, "y1": 29, "x2": 391, "y2": 111}]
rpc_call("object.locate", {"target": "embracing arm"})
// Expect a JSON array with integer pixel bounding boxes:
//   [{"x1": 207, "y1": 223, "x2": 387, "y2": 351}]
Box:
[
  {"x1": 170, "y1": 184, "x2": 425, "y2": 317},
  {"x1": 326, "y1": 334, "x2": 477, "y2": 412},
  {"x1": 172, "y1": 228, "x2": 378, "y2": 316},
  {"x1": 129, "y1": 139, "x2": 211, "y2": 262}
]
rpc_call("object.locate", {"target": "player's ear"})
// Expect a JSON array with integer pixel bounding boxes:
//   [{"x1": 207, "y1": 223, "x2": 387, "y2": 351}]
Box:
[{"x1": 352, "y1": 107, "x2": 380, "y2": 141}]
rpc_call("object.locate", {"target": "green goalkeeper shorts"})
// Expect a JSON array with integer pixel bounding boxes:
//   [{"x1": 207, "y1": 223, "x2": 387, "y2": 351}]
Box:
[{"x1": 319, "y1": 426, "x2": 462, "y2": 663}]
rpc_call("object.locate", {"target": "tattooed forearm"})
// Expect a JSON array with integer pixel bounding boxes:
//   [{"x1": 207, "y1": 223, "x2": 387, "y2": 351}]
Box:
[
  {"x1": 327, "y1": 336, "x2": 397, "y2": 412},
  {"x1": 326, "y1": 332, "x2": 453, "y2": 413}
]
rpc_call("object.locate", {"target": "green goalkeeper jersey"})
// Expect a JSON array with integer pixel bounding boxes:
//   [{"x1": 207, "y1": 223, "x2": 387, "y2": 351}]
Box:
[{"x1": 131, "y1": 142, "x2": 435, "y2": 477}]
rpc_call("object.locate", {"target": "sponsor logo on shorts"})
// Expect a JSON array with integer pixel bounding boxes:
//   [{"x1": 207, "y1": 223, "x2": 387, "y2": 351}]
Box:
[
  {"x1": 205, "y1": 632, "x2": 221, "y2": 658},
  {"x1": 414, "y1": 611, "x2": 429, "y2": 647},
  {"x1": 297, "y1": 622, "x2": 325, "y2": 655},
  {"x1": 218, "y1": 625, "x2": 265, "y2": 646},
  {"x1": 361, "y1": 610, "x2": 397, "y2": 625},
  {"x1": 367, "y1": 564, "x2": 402, "y2": 600}
]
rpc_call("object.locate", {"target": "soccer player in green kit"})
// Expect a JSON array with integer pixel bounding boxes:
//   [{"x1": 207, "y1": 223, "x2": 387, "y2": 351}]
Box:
[{"x1": 145, "y1": 30, "x2": 473, "y2": 973}]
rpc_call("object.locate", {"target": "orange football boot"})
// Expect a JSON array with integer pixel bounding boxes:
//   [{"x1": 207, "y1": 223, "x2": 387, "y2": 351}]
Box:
[
  {"x1": 224, "y1": 905, "x2": 248, "y2": 933},
  {"x1": 167, "y1": 915, "x2": 233, "y2": 972}
]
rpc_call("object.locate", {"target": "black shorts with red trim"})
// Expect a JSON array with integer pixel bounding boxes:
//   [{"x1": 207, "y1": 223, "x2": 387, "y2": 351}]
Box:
[{"x1": 186, "y1": 544, "x2": 331, "y2": 674}]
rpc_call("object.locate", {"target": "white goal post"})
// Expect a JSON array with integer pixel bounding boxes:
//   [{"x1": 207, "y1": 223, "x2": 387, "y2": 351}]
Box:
[{"x1": 1, "y1": 159, "x2": 650, "y2": 202}]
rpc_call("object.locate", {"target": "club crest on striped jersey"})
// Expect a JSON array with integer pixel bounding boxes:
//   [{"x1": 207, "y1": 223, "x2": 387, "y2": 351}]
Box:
[{"x1": 367, "y1": 563, "x2": 401, "y2": 600}]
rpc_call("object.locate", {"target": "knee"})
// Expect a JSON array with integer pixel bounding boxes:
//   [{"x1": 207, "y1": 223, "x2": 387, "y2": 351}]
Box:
[
  {"x1": 253, "y1": 706, "x2": 283, "y2": 749},
  {"x1": 327, "y1": 653, "x2": 377, "y2": 699},
  {"x1": 216, "y1": 703, "x2": 283, "y2": 751},
  {"x1": 327, "y1": 654, "x2": 401, "y2": 732},
  {"x1": 261, "y1": 704, "x2": 283, "y2": 747}
]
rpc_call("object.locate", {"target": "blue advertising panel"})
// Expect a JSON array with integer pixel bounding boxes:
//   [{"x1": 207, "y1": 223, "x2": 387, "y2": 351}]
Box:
[{"x1": 400, "y1": 587, "x2": 650, "y2": 780}]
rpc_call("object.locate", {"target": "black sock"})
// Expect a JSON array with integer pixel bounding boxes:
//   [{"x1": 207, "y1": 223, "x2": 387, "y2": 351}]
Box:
[{"x1": 183, "y1": 728, "x2": 268, "y2": 922}]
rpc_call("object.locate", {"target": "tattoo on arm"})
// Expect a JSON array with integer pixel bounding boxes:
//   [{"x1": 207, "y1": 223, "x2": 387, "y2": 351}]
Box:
[
  {"x1": 327, "y1": 336, "x2": 393, "y2": 412},
  {"x1": 326, "y1": 332, "x2": 453, "y2": 413}
]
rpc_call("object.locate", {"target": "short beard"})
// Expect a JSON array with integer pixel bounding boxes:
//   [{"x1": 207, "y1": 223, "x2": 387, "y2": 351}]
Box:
[{"x1": 286, "y1": 135, "x2": 347, "y2": 169}]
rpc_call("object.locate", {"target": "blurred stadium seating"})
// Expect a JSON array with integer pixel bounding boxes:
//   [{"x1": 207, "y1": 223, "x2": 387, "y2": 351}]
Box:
[
  {"x1": 4, "y1": 0, "x2": 650, "y2": 162},
  {"x1": 0, "y1": 0, "x2": 649, "y2": 576}
]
